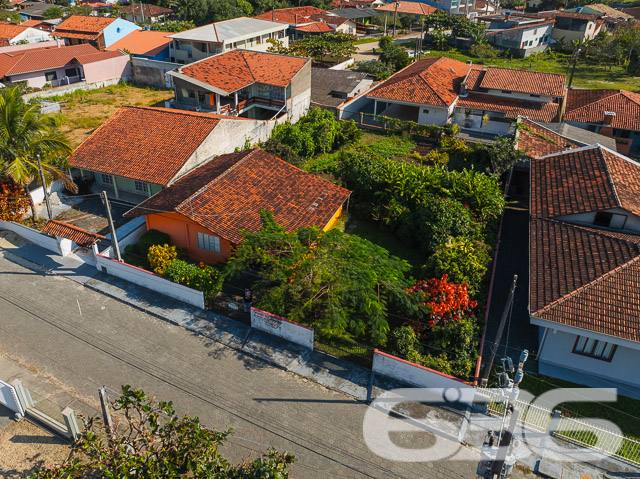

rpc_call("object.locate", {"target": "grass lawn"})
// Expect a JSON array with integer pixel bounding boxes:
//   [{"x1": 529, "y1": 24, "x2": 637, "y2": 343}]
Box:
[
  {"x1": 354, "y1": 37, "x2": 380, "y2": 45},
  {"x1": 47, "y1": 83, "x2": 174, "y2": 147},
  {"x1": 423, "y1": 48, "x2": 640, "y2": 92},
  {"x1": 522, "y1": 373, "x2": 640, "y2": 441}
]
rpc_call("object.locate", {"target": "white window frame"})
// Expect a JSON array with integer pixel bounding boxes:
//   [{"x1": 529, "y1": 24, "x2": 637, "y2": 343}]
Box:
[
  {"x1": 101, "y1": 173, "x2": 113, "y2": 185},
  {"x1": 134, "y1": 180, "x2": 148, "y2": 194},
  {"x1": 197, "y1": 232, "x2": 221, "y2": 253}
]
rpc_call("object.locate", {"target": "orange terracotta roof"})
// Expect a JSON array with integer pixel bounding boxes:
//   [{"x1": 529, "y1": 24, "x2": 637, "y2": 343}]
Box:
[
  {"x1": 476, "y1": 67, "x2": 566, "y2": 97},
  {"x1": 308, "y1": 13, "x2": 351, "y2": 26},
  {"x1": 516, "y1": 118, "x2": 581, "y2": 157},
  {"x1": 68, "y1": 106, "x2": 224, "y2": 186},
  {"x1": 54, "y1": 15, "x2": 116, "y2": 39},
  {"x1": 376, "y1": 2, "x2": 440, "y2": 15},
  {"x1": 255, "y1": 6, "x2": 328, "y2": 25},
  {"x1": 367, "y1": 57, "x2": 471, "y2": 107},
  {"x1": 20, "y1": 20, "x2": 42, "y2": 27},
  {"x1": 530, "y1": 145, "x2": 640, "y2": 220},
  {"x1": 43, "y1": 220, "x2": 105, "y2": 247},
  {"x1": 623, "y1": 6, "x2": 640, "y2": 19},
  {"x1": 546, "y1": 10, "x2": 599, "y2": 20},
  {"x1": 0, "y1": 23, "x2": 29, "y2": 42},
  {"x1": 120, "y1": 3, "x2": 173, "y2": 16},
  {"x1": 295, "y1": 21, "x2": 335, "y2": 32},
  {"x1": 457, "y1": 92, "x2": 559, "y2": 122},
  {"x1": 106, "y1": 30, "x2": 172, "y2": 56},
  {"x1": 177, "y1": 49, "x2": 309, "y2": 94},
  {"x1": 564, "y1": 89, "x2": 640, "y2": 131},
  {"x1": 529, "y1": 217, "x2": 640, "y2": 342},
  {"x1": 125, "y1": 149, "x2": 351, "y2": 244},
  {"x1": 0, "y1": 44, "x2": 120, "y2": 77}
]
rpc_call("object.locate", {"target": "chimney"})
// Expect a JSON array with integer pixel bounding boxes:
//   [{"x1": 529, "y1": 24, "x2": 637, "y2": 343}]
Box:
[
  {"x1": 466, "y1": 60, "x2": 473, "y2": 65},
  {"x1": 603, "y1": 111, "x2": 616, "y2": 125}
]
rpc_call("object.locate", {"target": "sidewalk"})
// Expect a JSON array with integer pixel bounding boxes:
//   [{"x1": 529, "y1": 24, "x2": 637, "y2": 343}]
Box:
[{"x1": 2, "y1": 231, "x2": 639, "y2": 478}]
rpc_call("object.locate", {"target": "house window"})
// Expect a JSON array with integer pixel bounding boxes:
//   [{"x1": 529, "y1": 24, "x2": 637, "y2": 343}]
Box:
[
  {"x1": 501, "y1": 90, "x2": 511, "y2": 94},
  {"x1": 573, "y1": 336, "x2": 617, "y2": 361},
  {"x1": 134, "y1": 180, "x2": 148, "y2": 193},
  {"x1": 45, "y1": 71, "x2": 58, "y2": 82},
  {"x1": 593, "y1": 211, "x2": 613, "y2": 227},
  {"x1": 197, "y1": 232, "x2": 221, "y2": 253},
  {"x1": 101, "y1": 173, "x2": 113, "y2": 185},
  {"x1": 531, "y1": 94, "x2": 540, "y2": 98},
  {"x1": 423, "y1": 109, "x2": 430, "y2": 114},
  {"x1": 65, "y1": 67, "x2": 78, "y2": 78}
]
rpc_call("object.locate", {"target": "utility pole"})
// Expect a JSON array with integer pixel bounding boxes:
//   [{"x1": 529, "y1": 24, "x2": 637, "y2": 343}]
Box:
[
  {"x1": 480, "y1": 275, "x2": 517, "y2": 387},
  {"x1": 393, "y1": 1, "x2": 400, "y2": 37},
  {"x1": 101, "y1": 191, "x2": 121, "y2": 262},
  {"x1": 417, "y1": 16, "x2": 425, "y2": 59},
  {"x1": 37, "y1": 155, "x2": 52, "y2": 220},
  {"x1": 567, "y1": 47, "x2": 581, "y2": 89},
  {"x1": 99, "y1": 386, "x2": 114, "y2": 440},
  {"x1": 140, "y1": 1, "x2": 145, "y2": 24}
]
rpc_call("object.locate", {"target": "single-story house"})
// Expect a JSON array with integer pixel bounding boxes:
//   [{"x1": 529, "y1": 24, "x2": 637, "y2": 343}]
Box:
[
  {"x1": 167, "y1": 49, "x2": 311, "y2": 122},
  {"x1": 120, "y1": 3, "x2": 173, "y2": 24},
  {"x1": 53, "y1": 15, "x2": 140, "y2": 50},
  {"x1": 0, "y1": 21, "x2": 52, "y2": 46},
  {"x1": 566, "y1": 3, "x2": 635, "y2": 20},
  {"x1": 455, "y1": 66, "x2": 566, "y2": 134},
  {"x1": 254, "y1": 6, "x2": 330, "y2": 40},
  {"x1": 68, "y1": 106, "x2": 284, "y2": 203},
  {"x1": 124, "y1": 148, "x2": 351, "y2": 264},
  {"x1": 540, "y1": 11, "x2": 602, "y2": 46},
  {"x1": 563, "y1": 89, "x2": 640, "y2": 158},
  {"x1": 42, "y1": 220, "x2": 105, "y2": 256},
  {"x1": 168, "y1": 17, "x2": 289, "y2": 64},
  {"x1": 529, "y1": 144, "x2": 640, "y2": 398},
  {"x1": 375, "y1": 2, "x2": 441, "y2": 24},
  {"x1": 364, "y1": 56, "x2": 473, "y2": 125},
  {"x1": 0, "y1": 43, "x2": 131, "y2": 88},
  {"x1": 106, "y1": 29, "x2": 172, "y2": 61},
  {"x1": 16, "y1": 1, "x2": 58, "y2": 21},
  {"x1": 311, "y1": 67, "x2": 372, "y2": 112}
]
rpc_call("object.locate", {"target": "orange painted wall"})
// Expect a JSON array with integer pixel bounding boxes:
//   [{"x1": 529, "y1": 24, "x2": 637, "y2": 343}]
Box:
[{"x1": 145, "y1": 212, "x2": 234, "y2": 264}]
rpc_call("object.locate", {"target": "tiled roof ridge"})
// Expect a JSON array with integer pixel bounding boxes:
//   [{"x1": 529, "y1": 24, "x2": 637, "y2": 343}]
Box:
[
  {"x1": 565, "y1": 89, "x2": 619, "y2": 112},
  {"x1": 533, "y1": 252, "x2": 640, "y2": 317},
  {"x1": 620, "y1": 89, "x2": 640, "y2": 105},
  {"x1": 239, "y1": 50, "x2": 256, "y2": 83},
  {"x1": 119, "y1": 104, "x2": 222, "y2": 121},
  {"x1": 45, "y1": 219, "x2": 106, "y2": 239},
  {"x1": 417, "y1": 57, "x2": 451, "y2": 106},
  {"x1": 212, "y1": 22, "x2": 219, "y2": 42},
  {"x1": 599, "y1": 146, "x2": 623, "y2": 209},
  {"x1": 486, "y1": 65, "x2": 565, "y2": 80},
  {"x1": 177, "y1": 149, "x2": 259, "y2": 213}
]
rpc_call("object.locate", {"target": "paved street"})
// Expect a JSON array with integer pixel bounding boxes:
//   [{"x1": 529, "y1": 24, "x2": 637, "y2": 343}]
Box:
[{"x1": 0, "y1": 257, "x2": 538, "y2": 478}]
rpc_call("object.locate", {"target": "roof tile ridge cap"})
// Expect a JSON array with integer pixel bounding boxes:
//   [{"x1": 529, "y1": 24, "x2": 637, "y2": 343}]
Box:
[
  {"x1": 212, "y1": 22, "x2": 219, "y2": 42},
  {"x1": 239, "y1": 49, "x2": 256, "y2": 83},
  {"x1": 598, "y1": 146, "x2": 622, "y2": 209},
  {"x1": 420, "y1": 59, "x2": 461, "y2": 106},
  {"x1": 125, "y1": 104, "x2": 220, "y2": 122},
  {"x1": 619, "y1": 89, "x2": 640, "y2": 104},
  {"x1": 176, "y1": 149, "x2": 258, "y2": 212},
  {"x1": 46, "y1": 219, "x2": 105, "y2": 238},
  {"x1": 533, "y1": 253, "x2": 640, "y2": 317}
]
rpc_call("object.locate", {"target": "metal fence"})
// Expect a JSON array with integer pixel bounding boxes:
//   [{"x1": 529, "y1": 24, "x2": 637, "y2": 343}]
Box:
[
  {"x1": 476, "y1": 387, "x2": 640, "y2": 467},
  {"x1": 314, "y1": 335, "x2": 374, "y2": 368}
]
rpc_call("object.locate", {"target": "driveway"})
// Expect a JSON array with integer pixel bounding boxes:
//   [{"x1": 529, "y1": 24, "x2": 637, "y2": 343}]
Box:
[{"x1": 0, "y1": 257, "x2": 537, "y2": 478}]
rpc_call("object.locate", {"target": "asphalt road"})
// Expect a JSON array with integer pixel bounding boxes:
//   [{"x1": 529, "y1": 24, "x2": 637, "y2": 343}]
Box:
[{"x1": 0, "y1": 257, "x2": 532, "y2": 478}]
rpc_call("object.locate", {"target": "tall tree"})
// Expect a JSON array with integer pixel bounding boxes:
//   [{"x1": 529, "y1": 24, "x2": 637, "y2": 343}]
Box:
[{"x1": 0, "y1": 87, "x2": 76, "y2": 210}]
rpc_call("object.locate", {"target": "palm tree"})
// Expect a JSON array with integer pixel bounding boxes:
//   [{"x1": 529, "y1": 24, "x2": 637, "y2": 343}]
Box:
[{"x1": 0, "y1": 87, "x2": 76, "y2": 216}]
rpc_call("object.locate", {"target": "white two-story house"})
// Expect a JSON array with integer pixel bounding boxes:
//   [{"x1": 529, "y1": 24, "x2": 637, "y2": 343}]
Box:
[{"x1": 529, "y1": 144, "x2": 640, "y2": 399}]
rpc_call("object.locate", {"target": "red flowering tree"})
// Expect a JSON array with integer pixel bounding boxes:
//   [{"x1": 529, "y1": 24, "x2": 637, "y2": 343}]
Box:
[
  {"x1": 407, "y1": 274, "x2": 477, "y2": 327},
  {"x1": 0, "y1": 181, "x2": 31, "y2": 222}
]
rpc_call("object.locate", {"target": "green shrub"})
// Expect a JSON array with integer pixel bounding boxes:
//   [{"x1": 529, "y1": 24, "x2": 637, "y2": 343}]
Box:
[
  {"x1": 425, "y1": 150, "x2": 449, "y2": 166},
  {"x1": 164, "y1": 260, "x2": 221, "y2": 299},
  {"x1": 357, "y1": 135, "x2": 416, "y2": 159},
  {"x1": 423, "y1": 236, "x2": 491, "y2": 295},
  {"x1": 136, "y1": 229, "x2": 170, "y2": 257},
  {"x1": 148, "y1": 244, "x2": 177, "y2": 275},
  {"x1": 262, "y1": 137, "x2": 302, "y2": 167}
]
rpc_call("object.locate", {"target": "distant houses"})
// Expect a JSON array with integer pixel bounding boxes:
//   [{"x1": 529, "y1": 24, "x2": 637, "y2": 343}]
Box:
[
  {"x1": 168, "y1": 17, "x2": 289, "y2": 64},
  {"x1": 52, "y1": 15, "x2": 140, "y2": 50},
  {"x1": 0, "y1": 20, "x2": 52, "y2": 46},
  {"x1": 119, "y1": 3, "x2": 173, "y2": 24},
  {"x1": 107, "y1": 30, "x2": 173, "y2": 62}
]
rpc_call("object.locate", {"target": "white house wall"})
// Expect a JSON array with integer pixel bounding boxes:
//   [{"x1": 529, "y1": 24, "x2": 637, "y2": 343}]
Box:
[
  {"x1": 12, "y1": 28, "x2": 53, "y2": 45},
  {"x1": 418, "y1": 105, "x2": 450, "y2": 125},
  {"x1": 537, "y1": 327, "x2": 640, "y2": 398}
]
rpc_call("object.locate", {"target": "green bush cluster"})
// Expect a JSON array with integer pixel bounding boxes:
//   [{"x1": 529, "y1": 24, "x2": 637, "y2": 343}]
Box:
[
  {"x1": 357, "y1": 135, "x2": 416, "y2": 159},
  {"x1": 164, "y1": 260, "x2": 221, "y2": 299},
  {"x1": 268, "y1": 108, "x2": 361, "y2": 161},
  {"x1": 123, "y1": 229, "x2": 171, "y2": 269},
  {"x1": 352, "y1": 60, "x2": 395, "y2": 81}
]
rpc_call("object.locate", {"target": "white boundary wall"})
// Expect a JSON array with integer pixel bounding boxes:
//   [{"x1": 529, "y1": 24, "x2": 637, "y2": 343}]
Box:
[
  {"x1": 29, "y1": 180, "x2": 65, "y2": 206},
  {"x1": 251, "y1": 308, "x2": 314, "y2": 349},
  {"x1": 0, "y1": 220, "x2": 61, "y2": 254},
  {"x1": 372, "y1": 350, "x2": 476, "y2": 406},
  {"x1": 95, "y1": 254, "x2": 205, "y2": 309},
  {"x1": 0, "y1": 380, "x2": 24, "y2": 417},
  {"x1": 102, "y1": 217, "x2": 146, "y2": 257}
]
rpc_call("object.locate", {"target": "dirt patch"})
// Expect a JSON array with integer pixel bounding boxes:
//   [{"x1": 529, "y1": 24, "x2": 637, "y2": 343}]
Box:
[
  {"x1": 0, "y1": 419, "x2": 70, "y2": 478},
  {"x1": 54, "y1": 84, "x2": 174, "y2": 148}
]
